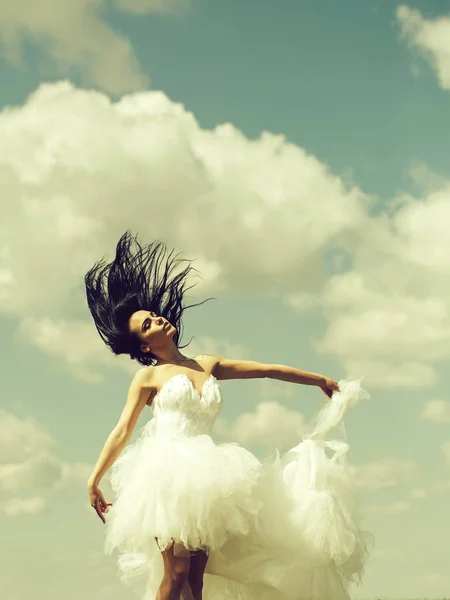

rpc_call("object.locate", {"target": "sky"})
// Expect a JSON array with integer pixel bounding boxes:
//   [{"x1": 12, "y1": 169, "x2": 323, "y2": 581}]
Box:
[{"x1": 1, "y1": 0, "x2": 450, "y2": 598}]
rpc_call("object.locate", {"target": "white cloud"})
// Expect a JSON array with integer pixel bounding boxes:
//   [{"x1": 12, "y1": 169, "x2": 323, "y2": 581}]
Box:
[
  {"x1": 303, "y1": 175, "x2": 450, "y2": 389},
  {"x1": 0, "y1": 453, "x2": 64, "y2": 493},
  {"x1": 365, "y1": 501, "x2": 410, "y2": 515},
  {"x1": 16, "y1": 318, "x2": 140, "y2": 383},
  {"x1": 59, "y1": 461, "x2": 94, "y2": 488},
  {"x1": 0, "y1": 1, "x2": 188, "y2": 95},
  {"x1": 420, "y1": 399, "x2": 450, "y2": 424},
  {"x1": 0, "y1": 0, "x2": 150, "y2": 94},
  {"x1": 350, "y1": 456, "x2": 416, "y2": 490},
  {"x1": 408, "y1": 162, "x2": 449, "y2": 192},
  {"x1": 3, "y1": 84, "x2": 450, "y2": 392},
  {"x1": 397, "y1": 6, "x2": 450, "y2": 90},
  {"x1": 316, "y1": 274, "x2": 450, "y2": 364},
  {"x1": 0, "y1": 81, "x2": 369, "y2": 379},
  {"x1": 0, "y1": 409, "x2": 93, "y2": 515},
  {"x1": 0, "y1": 409, "x2": 55, "y2": 463},
  {"x1": 1, "y1": 496, "x2": 46, "y2": 517},
  {"x1": 0, "y1": 450, "x2": 92, "y2": 495},
  {"x1": 333, "y1": 358, "x2": 436, "y2": 390},
  {"x1": 228, "y1": 401, "x2": 308, "y2": 449}
]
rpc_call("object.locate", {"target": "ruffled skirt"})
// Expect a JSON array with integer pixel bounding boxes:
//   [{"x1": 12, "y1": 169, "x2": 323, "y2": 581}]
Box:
[{"x1": 104, "y1": 379, "x2": 372, "y2": 600}]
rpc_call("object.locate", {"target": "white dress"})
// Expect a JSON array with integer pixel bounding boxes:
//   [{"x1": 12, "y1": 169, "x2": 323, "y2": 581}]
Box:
[{"x1": 104, "y1": 373, "x2": 372, "y2": 600}]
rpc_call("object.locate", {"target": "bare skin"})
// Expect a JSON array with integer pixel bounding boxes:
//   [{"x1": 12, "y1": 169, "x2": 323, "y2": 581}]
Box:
[
  {"x1": 128, "y1": 309, "x2": 190, "y2": 367},
  {"x1": 187, "y1": 549, "x2": 209, "y2": 600},
  {"x1": 155, "y1": 541, "x2": 208, "y2": 600},
  {"x1": 155, "y1": 542, "x2": 191, "y2": 600}
]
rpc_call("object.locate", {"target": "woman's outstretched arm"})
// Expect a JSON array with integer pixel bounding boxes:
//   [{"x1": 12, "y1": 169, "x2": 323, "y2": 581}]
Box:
[
  {"x1": 87, "y1": 369, "x2": 152, "y2": 522},
  {"x1": 87, "y1": 368, "x2": 151, "y2": 488},
  {"x1": 210, "y1": 356, "x2": 339, "y2": 397}
]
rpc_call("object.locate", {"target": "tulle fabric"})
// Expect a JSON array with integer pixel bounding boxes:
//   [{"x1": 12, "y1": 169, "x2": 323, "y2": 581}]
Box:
[
  {"x1": 103, "y1": 375, "x2": 372, "y2": 600},
  {"x1": 105, "y1": 427, "x2": 263, "y2": 556}
]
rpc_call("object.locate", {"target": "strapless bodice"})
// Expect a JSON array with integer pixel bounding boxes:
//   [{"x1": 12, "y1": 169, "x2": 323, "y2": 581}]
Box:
[{"x1": 150, "y1": 373, "x2": 222, "y2": 437}]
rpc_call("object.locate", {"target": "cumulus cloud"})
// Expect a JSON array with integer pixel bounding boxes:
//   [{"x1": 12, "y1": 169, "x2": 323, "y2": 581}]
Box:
[
  {"x1": 0, "y1": 408, "x2": 92, "y2": 516},
  {"x1": 0, "y1": 409, "x2": 55, "y2": 463},
  {"x1": 0, "y1": 0, "x2": 144, "y2": 94},
  {"x1": 16, "y1": 318, "x2": 140, "y2": 383},
  {"x1": 0, "y1": 453, "x2": 64, "y2": 493},
  {"x1": 2, "y1": 83, "x2": 450, "y2": 390},
  {"x1": 0, "y1": 1, "x2": 187, "y2": 94},
  {"x1": 350, "y1": 456, "x2": 417, "y2": 490},
  {"x1": 0, "y1": 81, "x2": 369, "y2": 380},
  {"x1": 224, "y1": 401, "x2": 308, "y2": 449},
  {"x1": 420, "y1": 399, "x2": 450, "y2": 424},
  {"x1": 1, "y1": 496, "x2": 47, "y2": 517},
  {"x1": 297, "y1": 174, "x2": 450, "y2": 389},
  {"x1": 397, "y1": 5, "x2": 450, "y2": 90},
  {"x1": 330, "y1": 358, "x2": 436, "y2": 391}
]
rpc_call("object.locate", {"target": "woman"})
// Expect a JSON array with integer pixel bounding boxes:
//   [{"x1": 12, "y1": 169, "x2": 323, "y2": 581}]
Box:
[{"x1": 85, "y1": 232, "x2": 371, "y2": 600}]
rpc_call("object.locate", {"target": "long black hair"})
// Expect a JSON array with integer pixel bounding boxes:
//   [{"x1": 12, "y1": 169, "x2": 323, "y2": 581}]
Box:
[{"x1": 84, "y1": 232, "x2": 214, "y2": 366}]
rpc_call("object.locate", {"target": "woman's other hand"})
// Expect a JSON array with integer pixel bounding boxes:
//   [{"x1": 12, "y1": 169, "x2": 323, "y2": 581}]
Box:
[
  {"x1": 88, "y1": 482, "x2": 112, "y2": 524},
  {"x1": 318, "y1": 377, "x2": 340, "y2": 399}
]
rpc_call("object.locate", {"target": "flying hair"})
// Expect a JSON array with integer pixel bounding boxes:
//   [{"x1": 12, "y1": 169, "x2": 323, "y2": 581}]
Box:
[{"x1": 84, "y1": 231, "x2": 214, "y2": 365}]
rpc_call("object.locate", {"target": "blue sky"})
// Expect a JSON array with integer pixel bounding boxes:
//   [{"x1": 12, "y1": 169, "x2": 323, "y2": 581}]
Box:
[
  {"x1": 1, "y1": 1, "x2": 450, "y2": 599},
  {"x1": 3, "y1": 0, "x2": 449, "y2": 200}
]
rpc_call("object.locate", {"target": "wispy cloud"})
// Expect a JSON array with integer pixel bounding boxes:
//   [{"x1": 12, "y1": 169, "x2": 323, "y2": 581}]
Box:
[
  {"x1": 0, "y1": 0, "x2": 188, "y2": 94},
  {"x1": 0, "y1": 408, "x2": 92, "y2": 516},
  {"x1": 397, "y1": 5, "x2": 450, "y2": 90},
  {"x1": 420, "y1": 399, "x2": 450, "y2": 424},
  {"x1": 350, "y1": 456, "x2": 417, "y2": 490},
  {"x1": 2, "y1": 496, "x2": 46, "y2": 516}
]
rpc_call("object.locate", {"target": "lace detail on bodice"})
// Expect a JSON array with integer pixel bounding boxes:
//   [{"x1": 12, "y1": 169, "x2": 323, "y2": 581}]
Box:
[{"x1": 150, "y1": 374, "x2": 222, "y2": 438}]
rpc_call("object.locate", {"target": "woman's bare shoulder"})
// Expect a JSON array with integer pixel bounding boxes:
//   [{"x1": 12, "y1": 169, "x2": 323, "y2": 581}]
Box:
[
  {"x1": 131, "y1": 366, "x2": 158, "y2": 393},
  {"x1": 197, "y1": 354, "x2": 221, "y2": 373},
  {"x1": 131, "y1": 366, "x2": 161, "y2": 407}
]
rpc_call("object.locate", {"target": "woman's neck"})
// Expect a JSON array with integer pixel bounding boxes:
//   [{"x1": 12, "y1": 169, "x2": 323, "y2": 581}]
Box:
[{"x1": 155, "y1": 352, "x2": 192, "y2": 366}]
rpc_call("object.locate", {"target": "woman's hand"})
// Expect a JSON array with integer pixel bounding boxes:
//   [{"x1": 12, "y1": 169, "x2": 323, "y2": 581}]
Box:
[
  {"x1": 318, "y1": 376, "x2": 340, "y2": 399},
  {"x1": 88, "y1": 482, "x2": 112, "y2": 524}
]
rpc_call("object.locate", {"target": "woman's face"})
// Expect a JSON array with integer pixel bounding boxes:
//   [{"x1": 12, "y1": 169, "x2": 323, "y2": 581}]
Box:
[{"x1": 128, "y1": 310, "x2": 175, "y2": 353}]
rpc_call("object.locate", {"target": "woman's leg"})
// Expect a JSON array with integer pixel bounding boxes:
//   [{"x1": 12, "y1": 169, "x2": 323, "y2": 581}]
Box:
[
  {"x1": 187, "y1": 550, "x2": 209, "y2": 600},
  {"x1": 156, "y1": 540, "x2": 191, "y2": 600}
]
